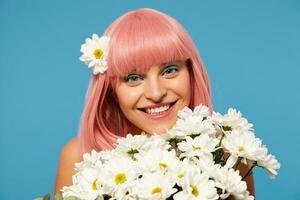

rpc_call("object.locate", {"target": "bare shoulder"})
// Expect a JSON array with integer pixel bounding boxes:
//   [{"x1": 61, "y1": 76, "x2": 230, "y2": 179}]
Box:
[{"x1": 54, "y1": 136, "x2": 83, "y2": 194}]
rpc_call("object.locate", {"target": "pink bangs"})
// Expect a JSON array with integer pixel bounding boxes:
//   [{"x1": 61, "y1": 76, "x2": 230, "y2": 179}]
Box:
[{"x1": 104, "y1": 8, "x2": 194, "y2": 77}]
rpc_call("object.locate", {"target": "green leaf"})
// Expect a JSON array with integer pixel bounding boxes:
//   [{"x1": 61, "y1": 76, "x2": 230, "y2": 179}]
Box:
[
  {"x1": 34, "y1": 193, "x2": 51, "y2": 200},
  {"x1": 43, "y1": 193, "x2": 51, "y2": 200},
  {"x1": 54, "y1": 192, "x2": 63, "y2": 200},
  {"x1": 54, "y1": 191, "x2": 81, "y2": 200},
  {"x1": 64, "y1": 196, "x2": 82, "y2": 200}
]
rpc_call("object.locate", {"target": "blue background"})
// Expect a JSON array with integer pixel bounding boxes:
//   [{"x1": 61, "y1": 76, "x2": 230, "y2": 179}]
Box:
[{"x1": 0, "y1": 0, "x2": 299, "y2": 199}]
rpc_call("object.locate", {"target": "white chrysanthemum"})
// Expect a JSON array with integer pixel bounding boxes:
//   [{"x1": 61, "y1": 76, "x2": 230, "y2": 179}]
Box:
[
  {"x1": 80, "y1": 34, "x2": 109, "y2": 74},
  {"x1": 144, "y1": 134, "x2": 171, "y2": 151},
  {"x1": 212, "y1": 166, "x2": 248, "y2": 200},
  {"x1": 173, "y1": 169, "x2": 218, "y2": 200},
  {"x1": 61, "y1": 184, "x2": 86, "y2": 200},
  {"x1": 115, "y1": 134, "x2": 149, "y2": 160},
  {"x1": 136, "y1": 148, "x2": 179, "y2": 174},
  {"x1": 112, "y1": 182, "x2": 138, "y2": 200},
  {"x1": 178, "y1": 135, "x2": 219, "y2": 160},
  {"x1": 162, "y1": 127, "x2": 179, "y2": 140},
  {"x1": 194, "y1": 156, "x2": 219, "y2": 178},
  {"x1": 174, "y1": 117, "x2": 216, "y2": 138},
  {"x1": 172, "y1": 159, "x2": 192, "y2": 186},
  {"x1": 97, "y1": 149, "x2": 118, "y2": 161},
  {"x1": 178, "y1": 105, "x2": 210, "y2": 119},
  {"x1": 193, "y1": 104, "x2": 210, "y2": 117},
  {"x1": 209, "y1": 108, "x2": 253, "y2": 133},
  {"x1": 134, "y1": 172, "x2": 177, "y2": 200},
  {"x1": 257, "y1": 154, "x2": 280, "y2": 178},
  {"x1": 101, "y1": 157, "x2": 140, "y2": 195},
  {"x1": 242, "y1": 191, "x2": 255, "y2": 200},
  {"x1": 75, "y1": 149, "x2": 103, "y2": 170},
  {"x1": 169, "y1": 105, "x2": 215, "y2": 139},
  {"x1": 222, "y1": 130, "x2": 267, "y2": 167},
  {"x1": 62, "y1": 166, "x2": 104, "y2": 200}
]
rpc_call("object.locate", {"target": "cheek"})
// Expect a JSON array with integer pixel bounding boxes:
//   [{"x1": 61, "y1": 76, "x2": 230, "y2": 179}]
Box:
[
  {"x1": 174, "y1": 72, "x2": 191, "y2": 103},
  {"x1": 115, "y1": 85, "x2": 142, "y2": 110}
]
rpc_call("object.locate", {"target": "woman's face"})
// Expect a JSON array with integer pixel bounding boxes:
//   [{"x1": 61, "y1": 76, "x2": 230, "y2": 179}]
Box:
[{"x1": 115, "y1": 60, "x2": 191, "y2": 135}]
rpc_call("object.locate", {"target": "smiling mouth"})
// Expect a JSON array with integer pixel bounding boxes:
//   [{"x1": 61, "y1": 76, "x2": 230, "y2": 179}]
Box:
[{"x1": 138, "y1": 101, "x2": 177, "y2": 115}]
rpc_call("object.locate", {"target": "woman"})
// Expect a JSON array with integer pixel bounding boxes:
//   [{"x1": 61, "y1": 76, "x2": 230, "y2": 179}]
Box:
[{"x1": 54, "y1": 8, "x2": 255, "y2": 196}]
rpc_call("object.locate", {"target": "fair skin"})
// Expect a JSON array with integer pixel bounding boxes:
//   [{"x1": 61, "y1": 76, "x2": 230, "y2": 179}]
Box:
[
  {"x1": 55, "y1": 60, "x2": 191, "y2": 193},
  {"x1": 54, "y1": 137, "x2": 82, "y2": 194},
  {"x1": 55, "y1": 60, "x2": 255, "y2": 196},
  {"x1": 115, "y1": 60, "x2": 191, "y2": 135}
]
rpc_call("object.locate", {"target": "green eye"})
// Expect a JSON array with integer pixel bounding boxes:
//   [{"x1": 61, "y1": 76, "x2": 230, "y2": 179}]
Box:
[{"x1": 162, "y1": 65, "x2": 180, "y2": 76}]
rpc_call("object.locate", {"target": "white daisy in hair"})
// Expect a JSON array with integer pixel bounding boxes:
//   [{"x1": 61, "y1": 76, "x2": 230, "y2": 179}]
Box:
[
  {"x1": 257, "y1": 153, "x2": 280, "y2": 178},
  {"x1": 115, "y1": 133, "x2": 149, "y2": 160},
  {"x1": 134, "y1": 171, "x2": 177, "y2": 200},
  {"x1": 222, "y1": 130, "x2": 268, "y2": 167},
  {"x1": 101, "y1": 157, "x2": 140, "y2": 196},
  {"x1": 80, "y1": 34, "x2": 110, "y2": 74},
  {"x1": 62, "y1": 166, "x2": 104, "y2": 200},
  {"x1": 136, "y1": 148, "x2": 179, "y2": 174},
  {"x1": 178, "y1": 135, "x2": 219, "y2": 160},
  {"x1": 212, "y1": 165, "x2": 248, "y2": 200},
  {"x1": 173, "y1": 168, "x2": 218, "y2": 200},
  {"x1": 209, "y1": 108, "x2": 253, "y2": 133}
]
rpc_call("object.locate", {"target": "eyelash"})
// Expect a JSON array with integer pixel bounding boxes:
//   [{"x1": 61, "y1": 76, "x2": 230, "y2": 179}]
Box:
[
  {"x1": 123, "y1": 74, "x2": 143, "y2": 83},
  {"x1": 123, "y1": 65, "x2": 180, "y2": 84},
  {"x1": 162, "y1": 65, "x2": 180, "y2": 75}
]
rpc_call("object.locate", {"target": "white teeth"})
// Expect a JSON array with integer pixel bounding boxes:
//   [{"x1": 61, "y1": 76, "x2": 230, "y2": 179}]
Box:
[{"x1": 145, "y1": 104, "x2": 170, "y2": 115}]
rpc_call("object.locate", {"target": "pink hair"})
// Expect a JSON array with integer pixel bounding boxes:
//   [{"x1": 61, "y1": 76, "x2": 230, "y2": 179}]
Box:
[{"x1": 78, "y1": 8, "x2": 212, "y2": 153}]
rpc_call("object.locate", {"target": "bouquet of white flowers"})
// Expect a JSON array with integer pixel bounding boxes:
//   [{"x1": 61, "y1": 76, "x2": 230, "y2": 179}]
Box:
[{"x1": 61, "y1": 105, "x2": 280, "y2": 200}]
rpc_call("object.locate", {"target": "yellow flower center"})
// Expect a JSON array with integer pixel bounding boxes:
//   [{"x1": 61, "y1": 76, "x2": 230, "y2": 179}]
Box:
[
  {"x1": 114, "y1": 173, "x2": 127, "y2": 185},
  {"x1": 151, "y1": 187, "x2": 162, "y2": 195},
  {"x1": 238, "y1": 146, "x2": 245, "y2": 153},
  {"x1": 178, "y1": 172, "x2": 184, "y2": 179},
  {"x1": 190, "y1": 184, "x2": 199, "y2": 197},
  {"x1": 192, "y1": 145, "x2": 201, "y2": 151},
  {"x1": 93, "y1": 49, "x2": 104, "y2": 59},
  {"x1": 159, "y1": 162, "x2": 168, "y2": 169},
  {"x1": 91, "y1": 178, "x2": 97, "y2": 190}
]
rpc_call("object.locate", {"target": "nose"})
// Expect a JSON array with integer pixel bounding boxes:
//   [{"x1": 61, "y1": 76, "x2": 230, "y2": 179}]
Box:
[{"x1": 144, "y1": 77, "x2": 167, "y2": 103}]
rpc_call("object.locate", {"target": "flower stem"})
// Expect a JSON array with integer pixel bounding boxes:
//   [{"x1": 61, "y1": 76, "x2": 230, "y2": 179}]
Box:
[
  {"x1": 234, "y1": 157, "x2": 242, "y2": 170},
  {"x1": 242, "y1": 161, "x2": 257, "y2": 180},
  {"x1": 218, "y1": 131, "x2": 225, "y2": 147}
]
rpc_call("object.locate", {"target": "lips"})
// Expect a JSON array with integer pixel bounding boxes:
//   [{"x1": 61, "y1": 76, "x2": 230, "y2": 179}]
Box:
[
  {"x1": 138, "y1": 100, "x2": 177, "y2": 115},
  {"x1": 145, "y1": 104, "x2": 170, "y2": 115}
]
